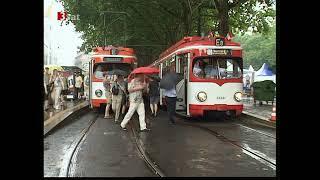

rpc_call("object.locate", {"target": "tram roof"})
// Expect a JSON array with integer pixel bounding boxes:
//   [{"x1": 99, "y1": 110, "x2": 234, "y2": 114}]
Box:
[
  {"x1": 159, "y1": 36, "x2": 241, "y2": 59},
  {"x1": 92, "y1": 46, "x2": 135, "y2": 56}
]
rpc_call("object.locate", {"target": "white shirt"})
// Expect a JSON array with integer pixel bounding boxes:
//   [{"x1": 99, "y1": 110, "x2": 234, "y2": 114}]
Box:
[
  {"x1": 75, "y1": 76, "x2": 83, "y2": 88},
  {"x1": 163, "y1": 87, "x2": 176, "y2": 97}
]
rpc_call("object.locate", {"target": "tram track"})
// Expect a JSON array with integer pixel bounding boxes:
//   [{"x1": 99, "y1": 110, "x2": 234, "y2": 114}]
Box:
[
  {"x1": 59, "y1": 114, "x2": 99, "y2": 177},
  {"x1": 58, "y1": 111, "x2": 164, "y2": 177},
  {"x1": 231, "y1": 122, "x2": 275, "y2": 139},
  {"x1": 129, "y1": 120, "x2": 166, "y2": 177},
  {"x1": 174, "y1": 115, "x2": 276, "y2": 170},
  {"x1": 146, "y1": 111, "x2": 276, "y2": 169}
]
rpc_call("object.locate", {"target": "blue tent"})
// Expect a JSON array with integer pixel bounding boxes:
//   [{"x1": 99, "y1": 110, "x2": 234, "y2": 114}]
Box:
[{"x1": 255, "y1": 63, "x2": 273, "y2": 76}]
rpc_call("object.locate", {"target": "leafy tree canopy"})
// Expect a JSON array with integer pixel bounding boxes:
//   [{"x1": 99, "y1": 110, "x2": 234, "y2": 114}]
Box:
[{"x1": 59, "y1": 0, "x2": 275, "y2": 66}]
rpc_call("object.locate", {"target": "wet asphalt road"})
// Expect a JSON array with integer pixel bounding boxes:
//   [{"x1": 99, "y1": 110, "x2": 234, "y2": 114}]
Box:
[
  {"x1": 45, "y1": 108, "x2": 276, "y2": 177},
  {"x1": 132, "y1": 111, "x2": 276, "y2": 177},
  {"x1": 179, "y1": 117, "x2": 276, "y2": 166},
  {"x1": 44, "y1": 109, "x2": 95, "y2": 177},
  {"x1": 69, "y1": 114, "x2": 156, "y2": 177}
]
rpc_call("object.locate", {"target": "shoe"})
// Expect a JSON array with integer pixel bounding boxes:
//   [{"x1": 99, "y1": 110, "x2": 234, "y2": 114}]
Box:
[
  {"x1": 140, "y1": 128, "x2": 151, "y2": 132},
  {"x1": 121, "y1": 126, "x2": 127, "y2": 131}
]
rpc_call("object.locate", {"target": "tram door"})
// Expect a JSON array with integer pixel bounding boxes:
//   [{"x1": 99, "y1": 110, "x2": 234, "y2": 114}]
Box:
[{"x1": 176, "y1": 53, "x2": 188, "y2": 113}]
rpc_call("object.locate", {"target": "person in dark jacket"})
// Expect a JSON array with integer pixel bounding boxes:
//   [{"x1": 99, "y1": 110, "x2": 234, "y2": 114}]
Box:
[
  {"x1": 160, "y1": 66, "x2": 178, "y2": 124},
  {"x1": 148, "y1": 76, "x2": 160, "y2": 117}
]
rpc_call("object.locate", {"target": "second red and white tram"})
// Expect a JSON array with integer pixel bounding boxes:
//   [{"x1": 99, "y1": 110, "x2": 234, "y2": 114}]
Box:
[
  {"x1": 89, "y1": 46, "x2": 137, "y2": 109},
  {"x1": 149, "y1": 35, "x2": 243, "y2": 117}
]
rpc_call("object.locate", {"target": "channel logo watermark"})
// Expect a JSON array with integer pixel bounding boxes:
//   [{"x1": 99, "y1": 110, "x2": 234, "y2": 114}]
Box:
[{"x1": 57, "y1": 11, "x2": 80, "y2": 21}]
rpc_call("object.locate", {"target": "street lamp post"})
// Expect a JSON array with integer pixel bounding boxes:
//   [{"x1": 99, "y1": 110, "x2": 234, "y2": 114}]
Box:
[{"x1": 100, "y1": 11, "x2": 129, "y2": 47}]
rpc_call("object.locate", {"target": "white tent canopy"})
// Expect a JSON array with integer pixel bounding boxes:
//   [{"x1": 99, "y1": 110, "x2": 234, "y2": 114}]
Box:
[
  {"x1": 248, "y1": 65, "x2": 254, "y2": 72},
  {"x1": 253, "y1": 63, "x2": 276, "y2": 83}
]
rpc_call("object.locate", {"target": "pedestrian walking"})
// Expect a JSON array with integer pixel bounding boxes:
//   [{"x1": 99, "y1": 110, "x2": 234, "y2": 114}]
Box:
[
  {"x1": 75, "y1": 73, "x2": 83, "y2": 100},
  {"x1": 160, "y1": 66, "x2": 178, "y2": 124},
  {"x1": 120, "y1": 74, "x2": 150, "y2": 132},
  {"x1": 111, "y1": 75, "x2": 126, "y2": 123},
  {"x1": 147, "y1": 75, "x2": 160, "y2": 117},
  {"x1": 103, "y1": 74, "x2": 114, "y2": 118}
]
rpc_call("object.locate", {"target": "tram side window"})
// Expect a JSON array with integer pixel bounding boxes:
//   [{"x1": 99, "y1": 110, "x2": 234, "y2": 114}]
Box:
[
  {"x1": 162, "y1": 61, "x2": 168, "y2": 75},
  {"x1": 163, "y1": 58, "x2": 172, "y2": 75},
  {"x1": 170, "y1": 56, "x2": 176, "y2": 72}
]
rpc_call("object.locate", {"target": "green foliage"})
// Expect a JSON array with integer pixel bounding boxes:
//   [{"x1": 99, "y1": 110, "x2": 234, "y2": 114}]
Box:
[
  {"x1": 58, "y1": 0, "x2": 275, "y2": 66},
  {"x1": 233, "y1": 24, "x2": 276, "y2": 72}
]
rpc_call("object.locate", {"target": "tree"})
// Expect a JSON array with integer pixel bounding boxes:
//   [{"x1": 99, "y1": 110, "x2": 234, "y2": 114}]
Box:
[
  {"x1": 233, "y1": 23, "x2": 276, "y2": 72},
  {"x1": 58, "y1": 0, "x2": 275, "y2": 66}
]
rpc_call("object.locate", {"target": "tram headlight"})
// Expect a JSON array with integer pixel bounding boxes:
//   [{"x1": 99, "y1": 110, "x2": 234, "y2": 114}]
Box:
[
  {"x1": 234, "y1": 92, "x2": 242, "y2": 102},
  {"x1": 95, "y1": 89, "x2": 103, "y2": 97},
  {"x1": 197, "y1": 92, "x2": 207, "y2": 102}
]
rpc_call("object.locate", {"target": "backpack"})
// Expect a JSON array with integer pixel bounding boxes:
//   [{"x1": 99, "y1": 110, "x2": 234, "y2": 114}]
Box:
[{"x1": 111, "y1": 83, "x2": 120, "y2": 95}]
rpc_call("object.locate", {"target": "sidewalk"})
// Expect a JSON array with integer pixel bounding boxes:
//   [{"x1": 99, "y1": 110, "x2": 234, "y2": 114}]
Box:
[
  {"x1": 44, "y1": 100, "x2": 86, "y2": 121},
  {"x1": 241, "y1": 96, "x2": 276, "y2": 124},
  {"x1": 44, "y1": 100, "x2": 89, "y2": 135}
]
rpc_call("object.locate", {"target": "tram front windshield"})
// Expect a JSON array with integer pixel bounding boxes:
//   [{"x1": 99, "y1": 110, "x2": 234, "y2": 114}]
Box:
[
  {"x1": 93, "y1": 63, "x2": 133, "y2": 79},
  {"x1": 192, "y1": 57, "x2": 242, "y2": 79}
]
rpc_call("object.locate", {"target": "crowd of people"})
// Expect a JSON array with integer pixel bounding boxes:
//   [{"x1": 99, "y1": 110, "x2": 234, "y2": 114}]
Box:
[
  {"x1": 99, "y1": 66, "x2": 178, "y2": 132},
  {"x1": 44, "y1": 64, "x2": 179, "y2": 131},
  {"x1": 44, "y1": 67, "x2": 87, "y2": 111}
]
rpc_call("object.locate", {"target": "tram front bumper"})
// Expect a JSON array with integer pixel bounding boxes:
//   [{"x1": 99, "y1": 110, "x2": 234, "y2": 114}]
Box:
[{"x1": 189, "y1": 104, "x2": 243, "y2": 116}]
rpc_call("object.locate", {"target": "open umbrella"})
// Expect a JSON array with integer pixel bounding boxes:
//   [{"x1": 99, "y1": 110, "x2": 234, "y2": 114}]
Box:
[
  {"x1": 147, "y1": 74, "x2": 161, "y2": 82},
  {"x1": 44, "y1": 65, "x2": 64, "y2": 74},
  {"x1": 160, "y1": 72, "x2": 178, "y2": 90},
  {"x1": 107, "y1": 69, "x2": 128, "y2": 76},
  {"x1": 131, "y1": 67, "x2": 159, "y2": 74},
  {"x1": 128, "y1": 67, "x2": 160, "y2": 82}
]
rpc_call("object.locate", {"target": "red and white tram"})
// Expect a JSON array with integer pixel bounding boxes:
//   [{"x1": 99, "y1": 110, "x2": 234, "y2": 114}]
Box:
[
  {"x1": 89, "y1": 46, "x2": 137, "y2": 109},
  {"x1": 149, "y1": 35, "x2": 243, "y2": 117}
]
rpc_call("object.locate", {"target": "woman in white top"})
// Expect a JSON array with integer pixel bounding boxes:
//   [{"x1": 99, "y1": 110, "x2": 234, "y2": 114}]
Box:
[{"x1": 50, "y1": 69, "x2": 64, "y2": 110}]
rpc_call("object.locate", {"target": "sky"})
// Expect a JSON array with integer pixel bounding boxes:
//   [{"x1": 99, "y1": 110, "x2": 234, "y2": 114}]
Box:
[{"x1": 44, "y1": 0, "x2": 83, "y2": 66}]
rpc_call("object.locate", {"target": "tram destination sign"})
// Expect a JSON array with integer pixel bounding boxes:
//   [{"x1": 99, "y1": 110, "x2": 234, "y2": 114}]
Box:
[
  {"x1": 103, "y1": 57, "x2": 123, "y2": 62},
  {"x1": 206, "y1": 49, "x2": 231, "y2": 56}
]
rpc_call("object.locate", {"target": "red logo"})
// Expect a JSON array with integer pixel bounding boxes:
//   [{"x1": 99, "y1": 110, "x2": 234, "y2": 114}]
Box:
[{"x1": 57, "y1": 11, "x2": 67, "y2": 21}]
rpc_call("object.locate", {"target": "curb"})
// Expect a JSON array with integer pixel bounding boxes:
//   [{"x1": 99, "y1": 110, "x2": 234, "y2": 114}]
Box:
[
  {"x1": 44, "y1": 101, "x2": 89, "y2": 136},
  {"x1": 241, "y1": 110, "x2": 276, "y2": 128}
]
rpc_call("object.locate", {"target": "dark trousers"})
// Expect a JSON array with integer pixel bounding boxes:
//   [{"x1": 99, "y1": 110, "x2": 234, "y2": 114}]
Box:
[
  {"x1": 75, "y1": 87, "x2": 81, "y2": 99},
  {"x1": 165, "y1": 96, "x2": 177, "y2": 123}
]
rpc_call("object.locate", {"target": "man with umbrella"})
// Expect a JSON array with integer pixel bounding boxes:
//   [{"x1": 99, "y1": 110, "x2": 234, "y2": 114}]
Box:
[
  {"x1": 120, "y1": 67, "x2": 159, "y2": 131},
  {"x1": 120, "y1": 73, "x2": 150, "y2": 131},
  {"x1": 160, "y1": 66, "x2": 178, "y2": 124}
]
